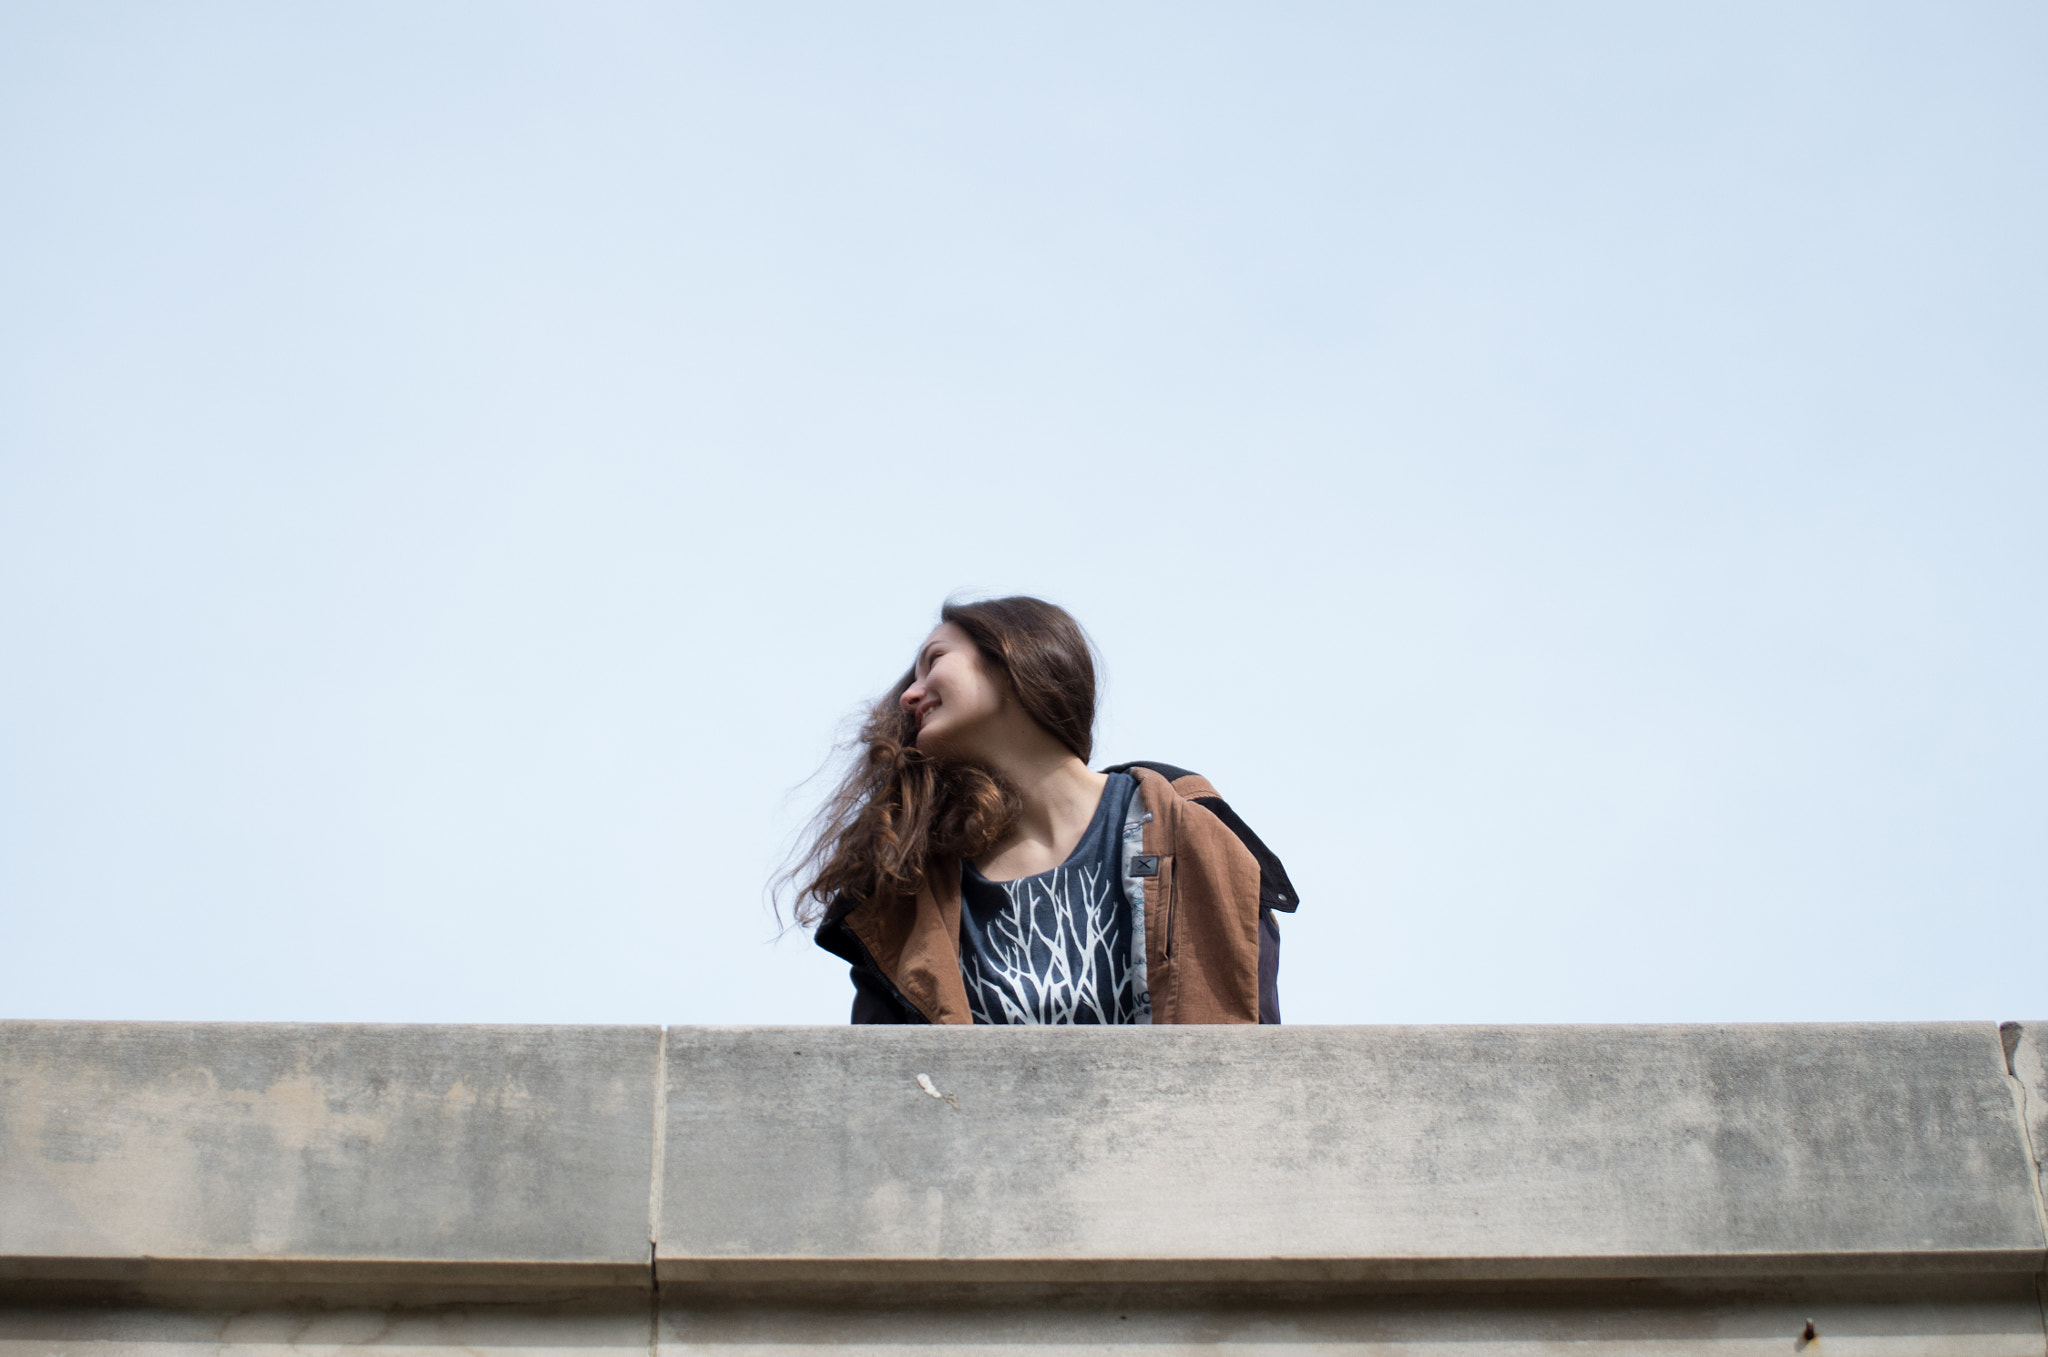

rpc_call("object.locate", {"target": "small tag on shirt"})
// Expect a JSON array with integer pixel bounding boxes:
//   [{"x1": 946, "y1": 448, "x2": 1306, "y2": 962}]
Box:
[{"x1": 1130, "y1": 855, "x2": 1159, "y2": 877}]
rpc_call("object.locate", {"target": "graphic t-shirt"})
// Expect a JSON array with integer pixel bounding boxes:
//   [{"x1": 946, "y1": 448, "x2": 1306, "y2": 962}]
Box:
[{"x1": 959, "y1": 771, "x2": 1143, "y2": 1025}]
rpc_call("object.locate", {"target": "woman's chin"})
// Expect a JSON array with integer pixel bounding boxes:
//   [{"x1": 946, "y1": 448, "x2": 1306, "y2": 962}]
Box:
[{"x1": 914, "y1": 725, "x2": 971, "y2": 761}]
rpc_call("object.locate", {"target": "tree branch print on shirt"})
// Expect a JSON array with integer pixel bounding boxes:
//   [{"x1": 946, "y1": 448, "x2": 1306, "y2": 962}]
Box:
[{"x1": 963, "y1": 864, "x2": 1134, "y2": 1025}]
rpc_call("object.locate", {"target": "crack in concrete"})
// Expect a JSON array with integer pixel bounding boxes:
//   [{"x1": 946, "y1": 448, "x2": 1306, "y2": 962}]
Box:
[
  {"x1": 2001, "y1": 1023, "x2": 2048, "y2": 1357},
  {"x1": 646, "y1": 1241, "x2": 662, "y2": 1357},
  {"x1": 2003, "y1": 1026, "x2": 2046, "y2": 1199}
]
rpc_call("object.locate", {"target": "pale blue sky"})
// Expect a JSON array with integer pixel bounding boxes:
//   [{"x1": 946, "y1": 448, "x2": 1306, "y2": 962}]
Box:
[{"x1": 2, "y1": 3, "x2": 2042, "y2": 1025}]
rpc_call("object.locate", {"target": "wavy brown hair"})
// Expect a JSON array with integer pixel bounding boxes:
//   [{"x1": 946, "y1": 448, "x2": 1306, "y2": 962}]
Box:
[{"x1": 781, "y1": 596, "x2": 1099, "y2": 928}]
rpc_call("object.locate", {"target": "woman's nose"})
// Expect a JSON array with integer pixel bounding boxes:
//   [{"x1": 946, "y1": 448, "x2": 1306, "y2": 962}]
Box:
[{"x1": 901, "y1": 682, "x2": 925, "y2": 712}]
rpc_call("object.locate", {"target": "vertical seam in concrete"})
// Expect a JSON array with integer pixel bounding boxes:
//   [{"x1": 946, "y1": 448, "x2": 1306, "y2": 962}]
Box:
[
  {"x1": 647, "y1": 1026, "x2": 668, "y2": 1357},
  {"x1": 649, "y1": 1025, "x2": 669, "y2": 1255}
]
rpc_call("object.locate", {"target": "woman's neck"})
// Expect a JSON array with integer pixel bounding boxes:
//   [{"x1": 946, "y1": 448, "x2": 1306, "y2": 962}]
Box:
[{"x1": 972, "y1": 740, "x2": 1110, "y2": 882}]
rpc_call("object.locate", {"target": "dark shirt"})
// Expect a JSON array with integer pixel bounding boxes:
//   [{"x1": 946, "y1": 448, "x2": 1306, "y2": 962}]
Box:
[{"x1": 957, "y1": 772, "x2": 1139, "y2": 1024}]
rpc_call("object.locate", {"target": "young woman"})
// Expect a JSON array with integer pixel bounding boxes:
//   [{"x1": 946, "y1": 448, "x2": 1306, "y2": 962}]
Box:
[{"x1": 789, "y1": 596, "x2": 1297, "y2": 1025}]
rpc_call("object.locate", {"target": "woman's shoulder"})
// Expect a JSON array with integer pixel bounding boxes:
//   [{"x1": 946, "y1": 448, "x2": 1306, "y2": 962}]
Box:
[
  {"x1": 1102, "y1": 760, "x2": 1299, "y2": 915},
  {"x1": 1100, "y1": 760, "x2": 1219, "y2": 801}
]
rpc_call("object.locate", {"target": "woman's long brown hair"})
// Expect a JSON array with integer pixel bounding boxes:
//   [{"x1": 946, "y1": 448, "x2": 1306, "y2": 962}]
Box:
[{"x1": 781, "y1": 596, "x2": 1099, "y2": 928}]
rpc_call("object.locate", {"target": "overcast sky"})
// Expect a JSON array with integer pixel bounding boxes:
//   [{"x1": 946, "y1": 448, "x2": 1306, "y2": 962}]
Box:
[{"x1": 3, "y1": 3, "x2": 2042, "y2": 1026}]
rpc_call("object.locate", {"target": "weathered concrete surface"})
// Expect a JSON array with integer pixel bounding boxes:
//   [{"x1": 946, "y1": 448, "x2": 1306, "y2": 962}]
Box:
[
  {"x1": 658, "y1": 1024, "x2": 2046, "y2": 1282},
  {"x1": 0, "y1": 1023, "x2": 661, "y2": 1287}
]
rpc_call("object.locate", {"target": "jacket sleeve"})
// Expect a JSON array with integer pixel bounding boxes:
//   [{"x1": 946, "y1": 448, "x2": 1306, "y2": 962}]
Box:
[{"x1": 850, "y1": 966, "x2": 918, "y2": 1023}]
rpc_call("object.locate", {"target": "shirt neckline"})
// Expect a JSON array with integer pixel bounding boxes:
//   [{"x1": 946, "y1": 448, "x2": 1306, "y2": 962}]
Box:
[{"x1": 963, "y1": 771, "x2": 1130, "y2": 887}]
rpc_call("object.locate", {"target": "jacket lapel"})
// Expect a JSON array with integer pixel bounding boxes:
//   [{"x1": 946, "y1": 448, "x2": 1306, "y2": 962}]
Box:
[
  {"x1": 846, "y1": 858, "x2": 974, "y2": 1025},
  {"x1": 1129, "y1": 767, "x2": 1179, "y2": 1024}
]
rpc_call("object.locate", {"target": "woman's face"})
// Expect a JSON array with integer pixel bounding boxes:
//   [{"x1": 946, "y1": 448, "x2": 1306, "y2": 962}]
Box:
[{"x1": 901, "y1": 622, "x2": 1007, "y2": 756}]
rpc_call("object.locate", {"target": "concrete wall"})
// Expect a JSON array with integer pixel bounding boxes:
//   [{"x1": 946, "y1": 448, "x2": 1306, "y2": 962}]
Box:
[
  {"x1": 4, "y1": 1020, "x2": 2046, "y2": 1354},
  {"x1": 0, "y1": 1023, "x2": 660, "y2": 1289}
]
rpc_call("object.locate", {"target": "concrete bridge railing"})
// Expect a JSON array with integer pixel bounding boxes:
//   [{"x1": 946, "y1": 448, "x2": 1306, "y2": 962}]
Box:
[{"x1": 3, "y1": 1021, "x2": 2047, "y2": 1353}]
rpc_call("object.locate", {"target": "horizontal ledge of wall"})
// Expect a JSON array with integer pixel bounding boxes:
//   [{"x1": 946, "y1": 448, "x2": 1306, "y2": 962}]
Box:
[
  {"x1": 11, "y1": 1260, "x2": 2048, "y2": 1314},
  {"x1": 9, "y1": 1250, "x2": 2046, "y2": 1301},
  {"x1": 12, "y1": 1249, "x2": 2043, "y2": 1289},
  {"x1": 654, "y1": 1249, "x2": 2048, "y2": 1287},
  {"x1": 0, "y1": 1259, "x2": 651, "y2": 1289},
  {"x1": 0, "y1": 1259, "x2": 654, "y2": 1309}
]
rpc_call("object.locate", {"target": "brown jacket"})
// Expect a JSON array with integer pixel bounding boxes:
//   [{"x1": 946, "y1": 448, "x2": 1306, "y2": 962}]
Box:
[{"x1": 816, "y1": 763, "x2": 1294, "y2": 1024}]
